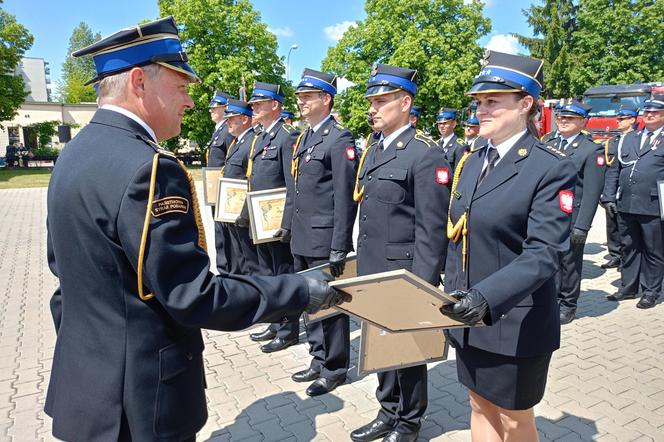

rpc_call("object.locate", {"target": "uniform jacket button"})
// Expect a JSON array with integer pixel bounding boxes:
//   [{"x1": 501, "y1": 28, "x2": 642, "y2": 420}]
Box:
[
  {"x1": 295, "y1": 208, "x2": 299, "y2": 213},
  {"x1": 186, "y1": 352, "x2": 193, "y2": 361},
  {"x1": 363, "y1": 234, "x2": 367, "y2": 240},
  {"x1": 362, "y1": 215, "x2": 367, "y2": 221},
  {"x1": 406, "y1": 252, "x2": 411, "y2": 257},
  {"x1": 368, "y1": 175, "x2": 372, "y2": 180}
]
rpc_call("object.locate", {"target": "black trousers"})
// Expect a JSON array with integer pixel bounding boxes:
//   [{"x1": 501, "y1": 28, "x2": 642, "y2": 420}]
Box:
[
  {"x1": 376, "y1": 364, "x2": 428, "y2": 433},
  {"x1": 605, "y1": 206, "x2": 622, "y2": 261},
  {"x1": 211, "y1": 207, "x2": 230, "y2": 273},
  {"x1": 558, "y1": 240, "x2": 585, "y2": 312},
  {"x1": 226, "y1": 224, "x2": 260, "y2": 275},
  {"x1": 618, "y1": 212, "x2": 664, "y2": 298},
  {"x1": 294, "y1": 254, "x2": 350, "y2": 381},
  {"x1": 258, "y1": 241, "x2": 298, "y2": 340}
]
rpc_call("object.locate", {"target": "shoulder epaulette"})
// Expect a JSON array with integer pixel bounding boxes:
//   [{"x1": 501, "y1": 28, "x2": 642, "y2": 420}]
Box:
[
  {"x1": 139, "y1": 135, "x2": 177, "y2": 158},
  {"x1": 539, "y1": 142, "x2": 567, "y2": 158},
  {"x1": 414, "y1": 133, "x2": 436, "y2": 148},
  {"x1": 456, "y1": 138, "x2": 465, "y2": 145},
  {"x1": 281, "y1": 122, "x2": 296, "y2": 134},
  {"x1": 333, "y1": 122, "x2": 346, "y2": 131},
  {"x1": 469, "y1": 139, "x2": 486, "y2": 152}
]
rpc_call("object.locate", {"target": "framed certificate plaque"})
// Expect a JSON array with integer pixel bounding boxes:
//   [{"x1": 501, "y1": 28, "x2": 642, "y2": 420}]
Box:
[{"x1": 246, "y1": 187, "x2": 287, "y2": 244}]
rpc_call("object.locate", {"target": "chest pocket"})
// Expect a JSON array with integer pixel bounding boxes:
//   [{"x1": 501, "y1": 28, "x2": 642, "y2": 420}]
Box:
[
  {"x1": 261, "y1": 148, "x2": 279, "y2": 160},
  {"x1": 302, "y1": 149, "x2": 326, "y2": 175},
  {"x1": 377, "y1": 168, "x2": 408, "y2": 204}
]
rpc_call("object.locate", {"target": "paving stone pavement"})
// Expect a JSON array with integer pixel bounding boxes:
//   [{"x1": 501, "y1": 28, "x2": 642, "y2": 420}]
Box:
[{"x1": 1, "y1": 185, "x2": 663, "y2": 442}]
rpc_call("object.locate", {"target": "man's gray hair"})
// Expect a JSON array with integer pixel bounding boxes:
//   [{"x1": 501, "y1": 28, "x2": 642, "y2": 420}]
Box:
[{"x1": 98, "y1": 64, "x2": 163, "y2": 100}]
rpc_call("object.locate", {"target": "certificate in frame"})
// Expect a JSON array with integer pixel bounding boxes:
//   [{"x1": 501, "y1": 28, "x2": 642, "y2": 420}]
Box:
[
  {"x1": 202, "y1": 167, "x2": 222, "y2": 206},
  {"x1": 246, "y1": 187, "x2": 288, "y2": 244},
  {"x1": 214, "y1": 177, "x2": 248, "y2": 223},
  {"x1": 300, "y1": 255, "x2": 358, "y2": 323}
]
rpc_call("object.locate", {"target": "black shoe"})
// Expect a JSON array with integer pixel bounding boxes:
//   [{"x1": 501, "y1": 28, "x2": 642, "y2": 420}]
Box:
[
  {"x1": 260, "y1": 337, "x2": 298, "y2": 353},
  {"x1": 305, "y1": 376, "x2": 345, "y2": 397},
  {"x1": 601, "y1": 258, "x2": 621, "y2": 269},
  {"x1": 382, "y1": 430, "x2": 419, "y2": 442},
  {"x1": 250, "y1": 328, "x2": 277, "y2": 342},
  {"x1": 350, "y1": 418, "x2": 394, "y2": 442},
  {"x1": 559, "y1": 309, "x2": 575, "y2": 325},
  {"x1": 606, "y1": 292, "x2": 637, "y2": 301},
  {"x1": 292, "y1": 367, "x2": 320, "y2": 383},
  {"x1": 636, "y1": 294, "x2": 658, "y2": 309}
]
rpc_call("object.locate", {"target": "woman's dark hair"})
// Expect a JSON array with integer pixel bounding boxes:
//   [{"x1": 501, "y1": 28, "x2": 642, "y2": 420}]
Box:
[{"x1": 516, "y1": 92, "x2": 540, "y2": 137}]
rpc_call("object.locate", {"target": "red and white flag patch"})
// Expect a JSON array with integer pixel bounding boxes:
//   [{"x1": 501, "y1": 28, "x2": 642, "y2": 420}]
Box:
[
  {"x1": 346, "y1": 146, "x2": 356, "y2": 160},
  {"x1": 559, "y1": 190, "x2": 574, "y2": 214},
  {"x1": 435, "y1": 168, "x2": 449, "y2": 185},
  {"x1": 596, "y1": 155, "x2": 605, "y2": 166}
]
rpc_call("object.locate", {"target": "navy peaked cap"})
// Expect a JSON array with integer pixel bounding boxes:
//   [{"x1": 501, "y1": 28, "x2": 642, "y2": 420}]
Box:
[
  {"x1": 468, "y1": 50, "x2": 544, "y2": 98},
  {"x1": 366, "y1": 64, "x2": 417, "y2": 97},
  {"x1": 296, "y1": 68, "x2": 337, "y2": 96}
]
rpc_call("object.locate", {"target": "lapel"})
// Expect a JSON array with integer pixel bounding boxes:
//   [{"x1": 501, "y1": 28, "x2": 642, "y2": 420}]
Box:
[
  {"x1": 459, "y1": 150, "x2": 484, "y2": 209},
  {"x1": 252, "y1": 125, "x2": 277, "y2": 160},
  {"x1": 565, "y1": 134, "x2": 584, "y2": 157},
  {"x1": 639, "y1": 130, "x2": 663, "y2": 157},
  {"x1": 295, "y1": 128, "x2": 312, "y2": 157},
  {"x1": 226, "y1": 128, "x2": 253, "y2": 161},
  {"x1": 366, "y1": 126, "x2": 414, "y2": 173},
  {"x1": 473, "y1": 132, "x2": 533, "y2": 201}
]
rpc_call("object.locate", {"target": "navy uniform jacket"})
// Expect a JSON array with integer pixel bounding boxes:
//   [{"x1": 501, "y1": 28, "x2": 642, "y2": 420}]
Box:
[
  {"x1": 543, "y1": 132, "x2": 605, "y2": 231},
  {"x1": 439, "y1": 134, "x2": 467, "y2": 171},
  {"x1": 45, "y1": 110, "x2": 309, "y2": 442},
  {"x1": 285, "y1": 117, "x2": 358, "y2": 257},
  {"x1": 445, "y1": 134, "x2": 576, "y2": 357},
  {"x1": 603, "y1": 129, "x2": 664, "y2": 216},
  {"x1": 207, "y1": 121, "x2": 234, "y2": 167},
  {"x1": 243, "y1": 118, "x2": 299, "y2": 221},
  {"x1": 357, "y1": 125, "x2": 450, "y2": 286},
  {"x1": 222, "y1": 128, "x2": 254, "y2": 179}
]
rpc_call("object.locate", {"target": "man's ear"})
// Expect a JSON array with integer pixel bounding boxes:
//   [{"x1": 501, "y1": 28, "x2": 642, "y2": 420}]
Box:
[{"x1": 128, "y1": 67, "x2": 147, "y2": 98}]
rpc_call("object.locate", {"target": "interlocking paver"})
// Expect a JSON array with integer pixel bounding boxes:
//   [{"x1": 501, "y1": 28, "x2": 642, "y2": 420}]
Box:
[{"x1": 2, "y1": 186, "x2": 664, "y2": 441}]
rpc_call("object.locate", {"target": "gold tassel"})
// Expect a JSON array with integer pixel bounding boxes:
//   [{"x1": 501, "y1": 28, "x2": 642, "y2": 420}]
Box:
[
  {"x1": 604, "y1": 139, "x2": 615, "y2": 167},
  {"x1": 177, "y1": 159, "x2": 207, "y2": 251},
  {"x1": 291, "y1": 131, "x2": 306, "y2": 185},
  {"x1": 353, "y1": 143, "x2": 374, "y2": 202},
  {"x1": 447, "y1": 150, "x2": 473, "y2": 272},
  {"x1": 245, "y1": 134, "x2": 261, "y2": 185},
  {"x1": 137, "y1": 153, "x2": 160, "y2": 301}
]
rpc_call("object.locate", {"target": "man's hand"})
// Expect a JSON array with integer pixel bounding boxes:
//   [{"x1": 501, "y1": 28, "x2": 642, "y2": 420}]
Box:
[
  {"x1": 303, "y1": 270, "x2": 351, "y2": 314},
  {"x1": 328, "y1": 250, "x2": 348, "y2": 277},
  {"x1": 604, "y1": 202, "x2": 618, "y2": 218},
  {"x1": 571, "y1": 227, "x2": 588, "y2": 245},
  {"x1": 235, "y1": 216, "x2": 250, "y2": 228},
  {"x1": 273, "y1": 228, "x2": 291, "y2": 243},
  {"x1": 439, "y1": 289, "x2": 488, "y2": 325}
]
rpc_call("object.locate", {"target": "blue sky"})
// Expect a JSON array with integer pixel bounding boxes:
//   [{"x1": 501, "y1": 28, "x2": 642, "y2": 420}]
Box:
[{"x1": 5, "y1": 0, "x2": 534, "y2": 91}]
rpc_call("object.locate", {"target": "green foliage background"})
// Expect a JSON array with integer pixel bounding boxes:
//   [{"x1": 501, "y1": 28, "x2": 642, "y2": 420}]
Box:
[{"x1": 58, "y1": 22, "x2": 101, "y2": 103}]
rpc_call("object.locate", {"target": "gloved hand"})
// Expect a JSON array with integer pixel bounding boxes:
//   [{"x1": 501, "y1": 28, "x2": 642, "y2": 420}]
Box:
[
  {"x1": 439, "y1": 289, "x2": 489, "y2": 325},
  {"x1": 328, "y1": 250, "x2": 348, "y2": 277},
  {"x1": 604, "y1": 201, "x2": 618, "y2": 218},
  {"x1": 235, "y1": 216, "x2": 250, "y2": 228},
  {"x1": 303, "y1": 270, "x2": 351, "y2": 314},
  {"x1": 273, "y1": 228, "x2": 291, "y2": 243},
  {"x1": 571, "y1": 227, "x2": 588, "y2": 244}
]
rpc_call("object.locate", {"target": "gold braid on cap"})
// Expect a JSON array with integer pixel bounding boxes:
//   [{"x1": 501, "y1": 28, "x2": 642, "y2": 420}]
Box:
[
  {"x1": 446, "y1": 150, "x2": 474, "y2": 272},
  {"x1": 291, "y1": 131, "x2": 307, "y2": 185}
]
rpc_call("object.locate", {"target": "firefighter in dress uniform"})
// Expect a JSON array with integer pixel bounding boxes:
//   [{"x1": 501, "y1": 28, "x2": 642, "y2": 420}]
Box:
[
  {"x1": 44, "y1": 17, "x2": 345, "y2": 442},
  {"x1": 436, "y1": 108, "x2": 467, "y2": 170},
  {"x1": 219, "y1": 99, "x2": 260, "y2": 275},
  {"x1": 349, "y1": 64, "x2": 450, "y2": 442},
  {"x1": 599, "y1": 105, "x2": 639, "y2": 269},
  {"x1": 542, "y1": 100, "x2": 606, "y2": 324},
  {"x1": 409, "y1": 105, "x2": 421, "y2": 128},
  {"x1": 281, "y1": 68, "x2": 359, "y2": 397},
  {"x1": 604, "y1": 94, "x2": 664, "y2": 309},
  {"x1": 439, "y1": 50, "x2": 577, "y2": 441},
  {"x1": 243, "y1": 82, "x2": 302, "y2": 352},
  {"x1": 206, "y1": 90, "x2": 235, "y2": 273},
  {"x1": 281, "y1": 110, "x2": 295, "y2": 125}
]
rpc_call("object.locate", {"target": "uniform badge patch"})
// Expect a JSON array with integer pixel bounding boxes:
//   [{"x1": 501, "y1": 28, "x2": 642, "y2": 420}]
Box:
[
  {"x1": 559, "y1": 190, "x2": 574, "y2": 214},
  {"x1": 435, "y1": 168, "x2": 449, "y2": 185},
  {"x1": 596, "y1": 155, "x2": 605, "y2": 166},
  {"x1": 151, "y1": 196, "x2": 190, "y2": 217},
  {"x1": 518, "y1": 148, "x2": 528, "y2": 157},
  {"x1": 346, "y1": 147, "x2": 356, "y2": 160}
]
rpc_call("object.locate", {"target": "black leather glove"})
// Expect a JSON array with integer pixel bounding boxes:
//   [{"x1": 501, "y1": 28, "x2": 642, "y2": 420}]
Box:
[
  {"x1": 303, "y1": 270, "x2": 351, "y2": 314},
  {"x1": 328, "y1": 250, "x2": 348, "y2": 277},
  {"x1": 235, "y1": 216, "x2": 250, "y2": 228},
  {"x1": 273, "y1": 228, "x2": 291, "y2": 243},
  {"x1": 439, "y1": 289, "x2": 489, "y2": 325},
  {"x1": 571, "y1": 227, "x2": 588, "y2": 245},
  {"x1": 604, "y1": 201, "x2": 618, "y2": 218}
]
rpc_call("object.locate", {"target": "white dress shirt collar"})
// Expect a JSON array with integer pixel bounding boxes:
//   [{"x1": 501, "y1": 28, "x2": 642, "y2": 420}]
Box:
[
  {"x1": 487, "y1": 129, "x2": 528, "y2": 165},
  {"x1": 381, "y1": 124, "x2": 412, "y2": 150},
  {"x1": 312, "y1": 114, "x2": 332, "y2": 133}
]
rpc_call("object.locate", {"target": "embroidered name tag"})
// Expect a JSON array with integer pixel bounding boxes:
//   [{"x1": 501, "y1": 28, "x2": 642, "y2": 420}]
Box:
[{"x1": 151, "y1": 196, "x2": 190, "y2": 217}]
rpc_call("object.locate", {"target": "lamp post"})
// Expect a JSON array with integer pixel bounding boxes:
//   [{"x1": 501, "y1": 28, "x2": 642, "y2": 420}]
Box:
[{"x1": 286, "y1": 44, "x2": 299, "y2": 82}]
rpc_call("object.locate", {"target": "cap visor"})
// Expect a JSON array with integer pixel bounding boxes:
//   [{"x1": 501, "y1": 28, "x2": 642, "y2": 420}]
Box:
[
  {"x1": 365, "y1": 85, "x2": 402, "y2": 98},
  {"x1": 466, "y1": 82, "x2": 518, "y2": 96},
  {"x1": 556, "y1": 111, "x2": 585, "y2": 118},
  {"x1": 158, "y1": 61, "x2": 201, "y2": 83}
]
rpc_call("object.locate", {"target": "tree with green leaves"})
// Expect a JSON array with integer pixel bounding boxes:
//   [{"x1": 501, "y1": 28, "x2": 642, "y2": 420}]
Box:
[
  {"x1": 0, "y1": 1, "x2": 34, "y2": 123},
  {"x1": 514, "y1": 0, "x2": 577, "y2": 99},
  {"x1": 158, "y1": 0, "x2": 291, "y2": 150},
  {"x1": 321, "y1": 0, "x2": 490, "y2": 136},
  {"x1": 58, "y1": 22, "x2": 101, "y2": 103}
]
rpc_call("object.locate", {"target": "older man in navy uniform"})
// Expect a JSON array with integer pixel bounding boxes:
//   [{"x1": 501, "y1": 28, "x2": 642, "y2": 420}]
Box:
[
  {"x1": 206, "y1": 90, "x2": 235, "y2": 273},
  {"x1": 543, "y1": 101, "x2": 606, "y2": 324},
  {"x1": 279, "y1": 68, "x2": 358, "y2": 396},
  {"x1": 349, "y1": 64, "x2": 450, "y2": 442},
  {"x1": 242, "y1": 82, "x2": 302, "y2": 352},
  {"x1": 604, "y1": 94, "x2": 664, "y2": 309},
  {"x1": 45, "y1": 17, "x2": 344, "y2": 442},
  {"x1": 220, "y1": 99, "x2": 260, "y2": 275},
  {"x1": 600, "y1": 105, "x2": 639, "y2": 269},
  {"x1": 436, "y1": 108, "x2": 466, "y2": 170}
]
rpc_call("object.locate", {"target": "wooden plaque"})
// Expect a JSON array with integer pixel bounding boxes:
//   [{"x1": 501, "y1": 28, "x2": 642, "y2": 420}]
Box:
[
  {"x1": 202, "y1": 167, "x2": 222, "y2": 206},
  {"x1": 329, "y1": 269, "x2": 468, "y2": 332},
  {"x1": 246, "y1": 187, "x2": 287, "y2": 244},
  {"x1": 301, "y1": 255, "x2": 357, "y2": 322},
  {"x1": 358, "y1": 321, "x2": 449, "y2": 375},
  {"x1": 214, "y1": 178, "x2": 248, "y2": 223}
]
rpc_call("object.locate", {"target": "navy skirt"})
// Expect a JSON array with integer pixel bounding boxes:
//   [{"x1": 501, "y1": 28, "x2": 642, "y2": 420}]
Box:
[{"x1": 455, "y1": 345, "x2": 552, "y2": 410}]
